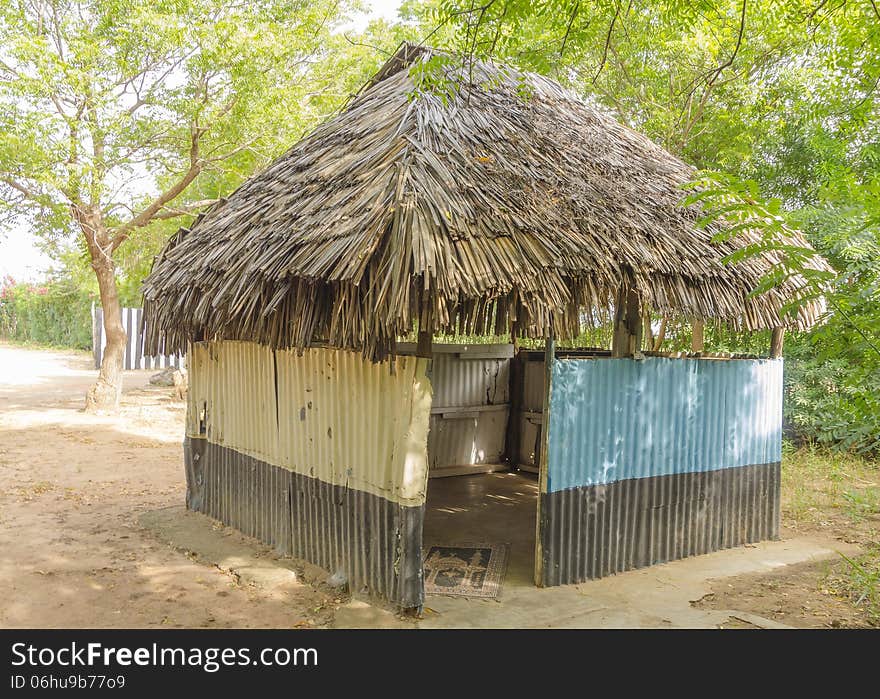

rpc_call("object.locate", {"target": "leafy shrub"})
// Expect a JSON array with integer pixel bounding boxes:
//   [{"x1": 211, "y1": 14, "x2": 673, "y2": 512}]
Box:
[
  {"x1": 0, "y1": 276, "x2": 93, "y2": 349},
  {"x1": 784, "y1": 338, "x2": 880, "y2": 454}
]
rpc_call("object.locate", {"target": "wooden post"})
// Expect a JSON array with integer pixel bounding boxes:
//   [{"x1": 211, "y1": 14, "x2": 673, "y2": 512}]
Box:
[
  {"x1": 505, "y1": 316, "x2": 523, "y2": 470},
  {"x1": 770, "y1": 327, "x2": 785, "y2": 358},
  {"x1": 417, "y1": 298, "x2": 433, "y2": 358},
  {"x1": 510, "y1": 316, "x2": 521, "y2": 352},
  {"x1": 611, "y1": 286, "x2": 642, "y2": 357},
  {"x1": 535, "y1": 327, "x2": 555, "y2": 587},
  {"x1": 416, "y1": 330, "x2": 432, "y2": 357},
  {"x1": 691, "y1": 319, "x2": 705, "y2": 353}
]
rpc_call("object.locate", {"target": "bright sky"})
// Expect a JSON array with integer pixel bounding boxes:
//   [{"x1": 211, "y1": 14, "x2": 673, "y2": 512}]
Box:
[
  {"x1": 0, "y1": 0, "x2": 404, "y2": 284},
  {"x1": 0, "y1": 224, "x2": 52, "y2": 283},
  {"x1": 350, "y1": 0, "x2": 402, "y2": 29}
]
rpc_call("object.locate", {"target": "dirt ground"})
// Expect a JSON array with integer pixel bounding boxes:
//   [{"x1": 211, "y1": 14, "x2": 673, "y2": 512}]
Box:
[
  {"x1": 1, "y1": 341, "x2": 876, "y2": 629},
  {"x1": 0, "y1": 342, "x2": 342, "y2": 628},
  {"x1": 695, "y1": 452, "x2": 880, "y2": 628}
]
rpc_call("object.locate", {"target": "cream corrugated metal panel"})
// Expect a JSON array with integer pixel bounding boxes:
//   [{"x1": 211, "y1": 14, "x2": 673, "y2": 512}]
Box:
[
  {"x1": 186, "y1": 342, "x2": 278, "y2": 465},
  {"x1": 187, "y1": 341, "x2": 432, "y2": 507}
]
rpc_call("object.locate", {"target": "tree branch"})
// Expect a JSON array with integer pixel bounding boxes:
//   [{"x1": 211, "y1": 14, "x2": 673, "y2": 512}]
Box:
[
  {"x1": 706, "y1": 0, "x2": 747, "y2": 89},
  {"x1": 148, "y1": 198, "x2": 220, "y2": 221},
  {"x1": 560, "y1": 1, "x2": 581, "y2": 58},
  {"x1": 1, "y1": 177, "x2": 41, "y2": 200},
  {"x1": 111, "y1": 129, "x2": 203, "y2": 248},
  {"x1": 593, "y1": 1, "x2": 622, "y2": 84}
]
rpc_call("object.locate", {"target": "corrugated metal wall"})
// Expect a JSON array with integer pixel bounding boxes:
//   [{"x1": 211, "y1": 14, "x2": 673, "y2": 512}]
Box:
[
  {"x1": 187, "y1": 342, "x2": 432, "y2": 506},
  {"x1": 511, "y1": 353, "x2": 546, "y2": 471},
  {"x1": 185, "y1": 438, "x2": 425, "y2": 606},
  {"x1": 399, "y1": 344, "x2": 513, "y2": 477},
  {"x1": 184, "y1": 341, "x2": 432, "y2": 607},
  {"x1": 538, "y1": 356, "x2": 783, "y2": 586},
  {"x1": 184, "y1": 340, "x2": 784, "y2": 601},
  {"x1": 546, "y1": 357, "x2": 783, "y2": 491}
]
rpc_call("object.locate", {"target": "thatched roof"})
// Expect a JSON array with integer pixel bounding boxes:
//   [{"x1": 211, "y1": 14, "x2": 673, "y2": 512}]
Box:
[{"x1": 143, "y1": 42, "x2": 829, "y2": 360}]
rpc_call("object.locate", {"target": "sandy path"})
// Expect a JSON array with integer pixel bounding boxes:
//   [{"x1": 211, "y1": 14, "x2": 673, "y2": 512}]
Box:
[{"x1": 0, "y1": 342, "x2": 333, "y2": 628}]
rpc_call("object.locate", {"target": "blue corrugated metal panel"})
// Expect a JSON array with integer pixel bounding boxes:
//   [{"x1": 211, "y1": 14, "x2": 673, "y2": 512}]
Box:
[{"x1": 545, "y1": 357, "x2": 782, "y2": 493}]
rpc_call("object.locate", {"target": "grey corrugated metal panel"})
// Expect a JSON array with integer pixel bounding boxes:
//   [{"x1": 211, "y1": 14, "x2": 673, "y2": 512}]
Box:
[
  {"x1": 134, "y1": 308, "x2": 144, "y2": 370},
  {"x1": 517, "y1": 414, "x2": 541, "y2": 468},
  {"x1": 540, "y1": 462, "x2": 780, "y2": 585},
  {"x1": 185, "y1": 437, "x2": 424, "y2": 607},
  {"x1": 521, "y1": 358, "x2": 545, "y2": 412},
  {"x1": 427, "y1": 408, "x2": 508, "y2": 470},
  {"x1": 546, "y1": 357, "x2": 783, "y2": 491},
  {"x1": 429, "y1": 352, "x2": 510, "y2": 408}
]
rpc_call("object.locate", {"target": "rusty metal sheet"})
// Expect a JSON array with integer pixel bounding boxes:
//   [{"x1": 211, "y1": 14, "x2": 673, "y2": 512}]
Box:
[
  {"x1": 185, "y1": 437, "x2": 424, "y2": 607},
  {"x1": 539, "y1": 462, "x2": 781, "y2": 585}
]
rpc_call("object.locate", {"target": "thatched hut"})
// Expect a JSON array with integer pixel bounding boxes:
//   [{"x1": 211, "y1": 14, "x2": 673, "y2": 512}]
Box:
[{"x1": 144, "y1": 43, "x2": 828, "y2": 610}]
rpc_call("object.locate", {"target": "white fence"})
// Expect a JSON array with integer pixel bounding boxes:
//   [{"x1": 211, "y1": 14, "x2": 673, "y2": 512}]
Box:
[{"x1": 91, "y1": 305, "x2": 183, "y2": 371}]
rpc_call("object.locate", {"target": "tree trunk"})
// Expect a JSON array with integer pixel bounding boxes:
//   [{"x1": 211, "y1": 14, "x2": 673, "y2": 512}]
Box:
[
  {"x1": 652, "y1": 316, "x2": 668, "y2": 351},
  {"x1": 81, "y1": 214, "x2": 126, "y2": 412}
]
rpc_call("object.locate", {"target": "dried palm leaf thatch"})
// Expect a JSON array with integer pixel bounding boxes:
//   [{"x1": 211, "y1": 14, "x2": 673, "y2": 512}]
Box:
[{"x1": 143, "y1": 42, "x2": 830, "y2": 361}]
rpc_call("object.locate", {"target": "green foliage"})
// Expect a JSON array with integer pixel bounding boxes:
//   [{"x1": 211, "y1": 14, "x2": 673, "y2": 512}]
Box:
[
  {"x1": 0, "y1": 0, "x2": 360, "y2": 373},
  {"x1": 683, "y1": 170, "x2": 880, "y2": 453},
  {"x1": 0, "y1": 0, "x2": 357, "y2": 226},
  {"x1": 401, "y1": 0, "x2": 879, "y2": 454},
  {"x1": 834, "y1": 548, "x2": 880, "y2": 625},
  {"x1": 784, "y1": 334, "x2": 880, "y2": 454},
  {"x1": 0, "y1": 276, "x2": 94, "y2": 349}
]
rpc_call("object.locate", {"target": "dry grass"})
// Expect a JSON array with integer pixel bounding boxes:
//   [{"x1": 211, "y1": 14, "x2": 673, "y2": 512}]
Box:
[
  {"x1": 782, "y1": 444, "x2": 880, "y2": 534},
  {"x1": 782, "y1": 444, "x2": 880, "y2": 622}
]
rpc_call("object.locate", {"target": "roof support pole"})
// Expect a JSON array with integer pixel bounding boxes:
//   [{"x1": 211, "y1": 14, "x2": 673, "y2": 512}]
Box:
[
  {"x1": 611, "y1": 286, "x2": 642, "y2": 358},
  {"x1": 504, "y1": 315, "x2": 523, "y2": 470},
  {"x1": 535, "y1": 326, "x2": 555, "y2": 587},
  {"x1": 691, "y1": 320, "x2": 705, "y2": 353},
  {"x1": 510, "y1": 316, "x2": 521, "y2": 352},
  {"x1": 770, "y1": 327, "x2": 785, "y2": 358},
  {"x1": 416, "y1": 301, "x2": 433, "y2": 359}
]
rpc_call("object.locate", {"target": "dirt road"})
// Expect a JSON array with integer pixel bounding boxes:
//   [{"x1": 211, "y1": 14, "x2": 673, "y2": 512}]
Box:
[{"x1": 0, "y1": 342, "x2": 336, "y2": 628}]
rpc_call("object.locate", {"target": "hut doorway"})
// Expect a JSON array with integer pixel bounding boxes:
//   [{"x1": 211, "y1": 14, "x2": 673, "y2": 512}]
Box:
[
  {"x1": 422, "y1": 471, "x2": 539, "y2": 591},
  {"x1": 418, "y1": 343, "x2": 542, "y2": 592}
]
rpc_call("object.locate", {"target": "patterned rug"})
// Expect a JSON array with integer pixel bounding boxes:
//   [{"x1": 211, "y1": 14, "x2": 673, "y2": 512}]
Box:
[{"x1": 423, "y1": 543, "x2": 510, "y2": 599}]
